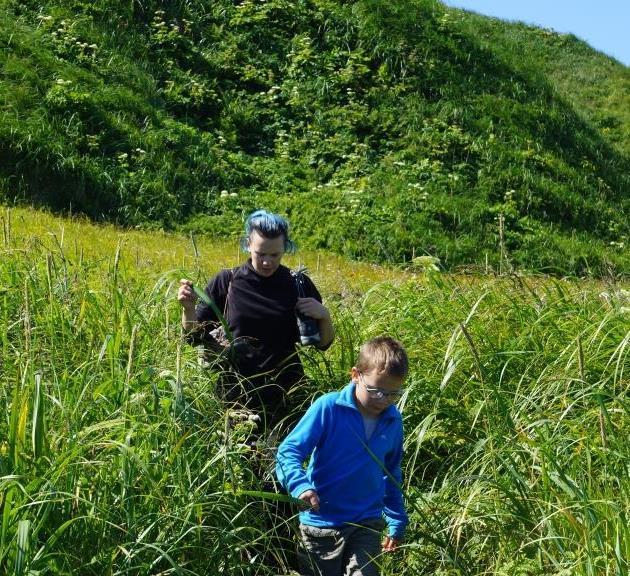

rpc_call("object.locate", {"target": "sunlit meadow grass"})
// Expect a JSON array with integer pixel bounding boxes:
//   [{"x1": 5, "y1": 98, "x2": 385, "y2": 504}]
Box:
[{"x1": 1, "y1": 207, "x2": 628, "y2": 575}]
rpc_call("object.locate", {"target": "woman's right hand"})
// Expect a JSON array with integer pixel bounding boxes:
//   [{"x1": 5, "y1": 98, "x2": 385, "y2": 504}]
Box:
[{"x1": 178, "y1": 279, "x2": 197, "y2": 310}]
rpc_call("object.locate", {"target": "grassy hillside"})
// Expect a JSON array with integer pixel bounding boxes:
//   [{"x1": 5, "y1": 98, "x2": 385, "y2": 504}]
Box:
[
  {"x1": 1, "y1": 206, "x2": 628, "y2": 575},
  {"x1": 457, "y1": 12, "x2": 630, "y2": 158},
  {"x1": 0, "y1": 0, "x2": 628, "y2": 275}
]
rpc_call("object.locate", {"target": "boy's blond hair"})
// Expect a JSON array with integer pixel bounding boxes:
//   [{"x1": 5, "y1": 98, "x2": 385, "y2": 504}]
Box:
[{"x1": 356, "y1": 336, "x2": 408, "y2": 378}]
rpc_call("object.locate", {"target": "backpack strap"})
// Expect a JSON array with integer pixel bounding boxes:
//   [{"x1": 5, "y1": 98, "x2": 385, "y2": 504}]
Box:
[{"x1": 222, "y1": 268, "x2": 236, "y2": 321}]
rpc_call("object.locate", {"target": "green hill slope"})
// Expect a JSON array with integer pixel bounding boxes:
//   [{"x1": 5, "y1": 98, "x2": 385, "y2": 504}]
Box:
[
  {"x1": 1, "y1": 0, "x2": 628, "y2": 274},
  {"x1": 458, "y1": 12, "x2": 630, "y2": 158}
]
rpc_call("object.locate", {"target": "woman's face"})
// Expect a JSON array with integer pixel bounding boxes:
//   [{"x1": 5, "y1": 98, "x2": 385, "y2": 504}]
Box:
[{"x1": 248, "y1": 230, "x2": 285, "y2": 277}]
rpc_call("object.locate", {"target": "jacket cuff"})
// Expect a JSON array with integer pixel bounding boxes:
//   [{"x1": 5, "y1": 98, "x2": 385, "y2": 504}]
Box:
[
  {"x1": 387, "y1": 521, "x2": 407, "y2": 540},
  {"x1": 291, "y1": 482, "x2": 315, "y2": 500}
]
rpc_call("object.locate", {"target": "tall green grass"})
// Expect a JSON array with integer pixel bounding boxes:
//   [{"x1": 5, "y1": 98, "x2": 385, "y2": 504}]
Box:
[
  {"x1": 364, "y1": 277, "x2": 629, "y2": 575},
  {"x1": 1, "y1": 207, "x2": 628, "y2": 574}
]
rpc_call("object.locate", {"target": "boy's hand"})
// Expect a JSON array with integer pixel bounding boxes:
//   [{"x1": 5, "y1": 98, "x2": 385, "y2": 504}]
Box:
[
  {"x1": 297, "y1": 489, "x2": 320, "y2": 511},
  {"x1": 382, "y1": 536, "x2": 401, "y2": 552}
]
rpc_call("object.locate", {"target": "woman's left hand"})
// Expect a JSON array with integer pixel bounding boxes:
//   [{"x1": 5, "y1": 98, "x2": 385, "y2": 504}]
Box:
[{"x1": 296, "y1": 298, "x2": 330, "y2": 320}]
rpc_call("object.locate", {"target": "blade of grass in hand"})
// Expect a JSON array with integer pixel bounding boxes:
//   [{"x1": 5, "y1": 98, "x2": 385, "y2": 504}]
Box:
[{"x1": 191, "y1": 283, "x2": 232, "y2": 340}]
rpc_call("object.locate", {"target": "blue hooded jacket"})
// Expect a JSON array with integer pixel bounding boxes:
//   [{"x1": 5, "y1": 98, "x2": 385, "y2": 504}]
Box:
[{"x1": 275, "y1": 382, "x2": 408, "y2": 538}]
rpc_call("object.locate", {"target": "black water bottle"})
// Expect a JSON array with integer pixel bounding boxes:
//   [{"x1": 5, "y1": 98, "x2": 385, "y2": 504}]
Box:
[
  {"x1": 296, "y1": 311, "x2": 321, "y2": 346},
  {"x1": 292, "y1": 267, "x2": 321, "y2": 346}
]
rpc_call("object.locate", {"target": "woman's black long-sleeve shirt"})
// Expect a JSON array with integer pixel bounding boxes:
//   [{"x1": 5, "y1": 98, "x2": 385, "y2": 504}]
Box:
[{"x1": 192, "y1": 260, "x2": 323, "y2": 377}]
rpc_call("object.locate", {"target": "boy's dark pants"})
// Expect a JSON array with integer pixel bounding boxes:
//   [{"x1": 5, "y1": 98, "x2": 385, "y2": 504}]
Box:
[{"x1": 298, "y1": 519, "x2": 386, "y2": 576}]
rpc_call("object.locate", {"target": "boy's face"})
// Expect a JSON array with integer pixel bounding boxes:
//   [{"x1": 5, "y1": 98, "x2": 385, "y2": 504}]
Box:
[{"x1": 351, "y1": 367, "x2": 405, "y2": 418}]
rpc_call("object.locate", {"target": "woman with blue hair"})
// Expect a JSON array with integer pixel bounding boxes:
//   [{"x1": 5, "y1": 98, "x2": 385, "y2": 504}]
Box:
[{"x1": 178, "y1": 209, "x2": 334, "y2": 430}]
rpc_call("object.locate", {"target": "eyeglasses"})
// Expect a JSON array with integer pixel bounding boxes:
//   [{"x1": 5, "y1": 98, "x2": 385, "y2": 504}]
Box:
[{"x1": 357, "y1": 372, "x2": 404, "y2": 400}]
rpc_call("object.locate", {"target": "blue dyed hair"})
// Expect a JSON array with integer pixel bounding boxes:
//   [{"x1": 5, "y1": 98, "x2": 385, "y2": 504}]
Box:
[{"x1": 241, "y1": 210, "x2": 296, "y2": 254}]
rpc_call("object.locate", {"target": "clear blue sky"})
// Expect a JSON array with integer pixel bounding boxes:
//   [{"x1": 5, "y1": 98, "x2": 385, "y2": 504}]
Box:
[{"x1": 442, "y1": 0, "x2": 630, "y2": 66}]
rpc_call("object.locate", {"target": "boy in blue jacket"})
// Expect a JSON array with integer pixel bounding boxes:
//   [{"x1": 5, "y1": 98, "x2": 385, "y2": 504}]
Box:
[{"x1": 276, "y1": 336, "x2": 409, "y2": 576}]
